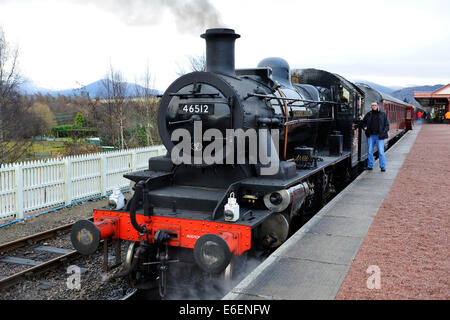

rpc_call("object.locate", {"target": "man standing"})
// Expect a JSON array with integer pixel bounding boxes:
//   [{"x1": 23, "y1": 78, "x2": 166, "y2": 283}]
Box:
[{"x1": 361, "y1": 102, "x2": 390, "y2": 172}]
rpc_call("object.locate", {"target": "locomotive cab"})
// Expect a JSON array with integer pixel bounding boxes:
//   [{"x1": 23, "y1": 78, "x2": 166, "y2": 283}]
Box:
[{"x1": 292, "y1": 69, "x2": 365, "y2": 166}]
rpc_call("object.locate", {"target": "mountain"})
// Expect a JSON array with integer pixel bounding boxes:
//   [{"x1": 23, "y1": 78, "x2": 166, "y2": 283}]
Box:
[
  {"x1": 21, "y1": 79, "x2": 162, "y2": 98},
  {"x1": 21, "y1": 78, "x2": 445, "y2": 106},
  {"x1": 20, "y1": 80, "x2": 49, "y2": 95},
  {"x1": 390, "y1": 84, "x2": 445, "y2": 104},
  {"x1": 353, "y1": 80, "x2": 400, "y2": 95},
  {"x1": 351, "y1": 80, "x2": 447, "y2": 106}
]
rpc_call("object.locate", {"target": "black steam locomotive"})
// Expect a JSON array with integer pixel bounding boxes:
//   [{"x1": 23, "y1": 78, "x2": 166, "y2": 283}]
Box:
[{"x1": 71, "y1": 28, "x2": 411, "y2": 296}]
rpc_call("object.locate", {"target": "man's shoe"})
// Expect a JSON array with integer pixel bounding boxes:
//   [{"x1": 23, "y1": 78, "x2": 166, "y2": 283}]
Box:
[
  {"x1": 366, "y1": 167, "x2": 373, "y2": 170},
  {"x1": 381, "y1": 167, "x2": 386, "y2": 172}
]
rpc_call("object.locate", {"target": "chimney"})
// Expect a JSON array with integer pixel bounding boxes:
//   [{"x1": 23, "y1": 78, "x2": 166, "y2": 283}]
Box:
[{"x1": 201, "y1": 28, "x2": 240, "y2": 76}]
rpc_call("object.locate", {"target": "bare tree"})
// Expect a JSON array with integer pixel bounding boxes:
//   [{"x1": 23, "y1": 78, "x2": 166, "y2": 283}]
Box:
[
  {"x1": 134, "y1": 64, "x2": 159, "y2": 146},
  {"x1": 176, "y1": 53, "x2": 206, "y2": 76},
  {"x1": 0, "y1": 27, "x2": 37, "y2": 164},
  {"x1": 188, "y1": 53, "x2": 206, "y2": 72},
  {"x1": 101, "y1": 63, "x2": 129, "y2": 149},
  {"x1": 76, "y1": 80, "x2": 101, "y2": 125}
]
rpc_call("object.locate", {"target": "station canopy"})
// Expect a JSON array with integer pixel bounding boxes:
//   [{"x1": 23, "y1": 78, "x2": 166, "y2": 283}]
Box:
[{"x1": 414, "y1": 84, "x2": 450, "y2": 112}]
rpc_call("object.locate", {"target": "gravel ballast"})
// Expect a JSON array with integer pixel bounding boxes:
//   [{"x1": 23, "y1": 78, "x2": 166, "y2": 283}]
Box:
[{"x1": 0, "y1": 195, "x2": 134, "y2": 300}]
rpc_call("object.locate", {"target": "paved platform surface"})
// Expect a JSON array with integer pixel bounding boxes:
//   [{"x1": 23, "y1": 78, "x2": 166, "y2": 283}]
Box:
[
  {"x1": 337, "y1": 124, "x2": 449, "y2": 299},
  {"x1": 224, "y1": 126, "x2": 421, "y2": 300}
]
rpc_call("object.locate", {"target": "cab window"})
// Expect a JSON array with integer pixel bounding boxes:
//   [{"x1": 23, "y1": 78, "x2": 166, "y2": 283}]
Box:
[{"x1": 337, "y1": 86, "x2": 351, "y2": 113}]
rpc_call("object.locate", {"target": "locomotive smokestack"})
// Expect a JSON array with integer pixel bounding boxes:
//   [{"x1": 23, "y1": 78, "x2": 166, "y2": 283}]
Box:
[{"x1": 201, "y1": 28, "x2": 240, "y2": 76}]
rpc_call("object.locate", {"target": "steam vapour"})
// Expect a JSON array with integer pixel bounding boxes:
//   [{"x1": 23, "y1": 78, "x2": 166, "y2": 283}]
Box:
[
  {"x1": 80, "y1": 0, "x2": 226, "y2": 33},
  {"x1": 0, "y1": 0, "x2": 226, "y2": 33}
]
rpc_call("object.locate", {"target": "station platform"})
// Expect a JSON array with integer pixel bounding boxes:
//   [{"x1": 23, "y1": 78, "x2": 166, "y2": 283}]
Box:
[{"x1": 224, "y1": 124, "x2": 449, "y2": 300}]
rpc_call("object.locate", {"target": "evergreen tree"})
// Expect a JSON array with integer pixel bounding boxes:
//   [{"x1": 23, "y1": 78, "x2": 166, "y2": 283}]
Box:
[{"x1": 74, "y1": 112, "x2": 85, "y2": 127}]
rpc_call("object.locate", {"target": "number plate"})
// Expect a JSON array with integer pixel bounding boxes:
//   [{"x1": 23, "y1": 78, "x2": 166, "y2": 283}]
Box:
[{"x1": 178, "y1": 104, "x2": 214, "y2": 115}]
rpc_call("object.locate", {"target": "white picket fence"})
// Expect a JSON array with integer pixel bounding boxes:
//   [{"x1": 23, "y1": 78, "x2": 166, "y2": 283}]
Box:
[{"x1": 0, "y1": 145, "x2": 166, "y2": 221}]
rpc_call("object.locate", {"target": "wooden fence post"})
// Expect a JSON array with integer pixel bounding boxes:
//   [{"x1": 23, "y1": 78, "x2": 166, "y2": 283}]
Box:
[
  {"x1": 64, "y1": 158, "x2": 72, "y2": 205},
  {"x1": 100, "y1": 154, "x2": 107, "y2": 196},
  {"x1": 130, "y1": 150, "x2": 137, "y2": 172},
  {"x1": 14, "y1": 165, "x2": 24, "y2": 219}
]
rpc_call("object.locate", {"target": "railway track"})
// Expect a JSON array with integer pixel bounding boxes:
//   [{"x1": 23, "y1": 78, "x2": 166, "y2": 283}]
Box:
[{"x1": 0, "y1": 220, "x2": 92, "y2": 291}]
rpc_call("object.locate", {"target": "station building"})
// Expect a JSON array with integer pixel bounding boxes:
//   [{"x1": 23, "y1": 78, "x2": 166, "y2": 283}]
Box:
[{"x1": 414, "y1": 84, "x2": 450, "y2": 122}]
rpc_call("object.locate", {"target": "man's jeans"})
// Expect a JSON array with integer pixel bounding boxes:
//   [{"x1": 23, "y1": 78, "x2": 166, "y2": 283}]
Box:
[{"x1": 367, "y1": 135, "x2": 386, "y2": 169}]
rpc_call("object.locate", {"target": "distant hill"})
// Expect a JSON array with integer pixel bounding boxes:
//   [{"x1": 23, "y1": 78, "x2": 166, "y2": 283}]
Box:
[
  {"x1": 390, "y1": 84, "x2": 445, "y2": 104},
  {"x1": 354, "y1": 80, "x2": 400, "y2": 95},
  {"x1": 21, "y1": 78, "x2": 445, "y2": 107},
  {"x1": 21, "y1": 79, "x2": 162, "y2": 98},
  {"x1": 20, "y1": 81, "x2": 48, "y2": 95},
  {"x1": 350, "y1": 80, "x2": 447, "y2": 107}
]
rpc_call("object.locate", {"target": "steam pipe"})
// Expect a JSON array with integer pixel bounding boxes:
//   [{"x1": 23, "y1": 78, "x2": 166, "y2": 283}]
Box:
[{"x1": 130, "y1": 181, "x2": 147, "y2": 234}]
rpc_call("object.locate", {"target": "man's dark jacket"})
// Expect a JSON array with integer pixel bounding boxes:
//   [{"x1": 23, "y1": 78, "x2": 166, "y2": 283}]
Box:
[{"x1": 361, "y1": 110, "x2": 390, "y2": 139}]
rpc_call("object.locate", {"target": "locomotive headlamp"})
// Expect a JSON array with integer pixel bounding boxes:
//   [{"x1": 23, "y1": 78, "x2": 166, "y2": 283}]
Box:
[
  {"x1": 224, "y1": 192, "x2": 239, "y2": 222},
  {"x1": 108, "y1": 188, "x2": 125, "y2": 210},
  {"x1": 194, "y1": 234, "x2": 232, "y2": 274}
]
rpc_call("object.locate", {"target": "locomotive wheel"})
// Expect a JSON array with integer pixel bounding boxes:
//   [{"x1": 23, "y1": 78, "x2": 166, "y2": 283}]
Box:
[
  {"x1": 124, "y1": 242, "x2": 136, "y2": 271},
  {"x1": 124, "y1": 242, "x2": 138, "y2": 287},
  {"x1": 258, "y1": 213, "x2": 290, "y2": 248},
  {"x1": 123, "y1": 242, "x2": 159, "y2": 290}
]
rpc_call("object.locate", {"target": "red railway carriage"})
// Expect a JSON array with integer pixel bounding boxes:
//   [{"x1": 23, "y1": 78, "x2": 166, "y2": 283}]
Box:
[
  {"x1": 380, "y1": 93, "x2": 412, "y2": 140},
  {"x1": 356, "y1": 83, "x2": 413, "y2": 155},
  {"x1": 405, "y1": 105, "x2": 415, "y2": 130}
]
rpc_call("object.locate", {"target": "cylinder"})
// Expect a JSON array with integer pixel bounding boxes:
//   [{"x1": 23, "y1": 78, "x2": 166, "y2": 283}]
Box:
[
  {"x1": 263, "y1": 182, "x2": 310, "y2": 212},
  {"x1": 201, "y1": 28, "x2": 240, "y2": 76}
]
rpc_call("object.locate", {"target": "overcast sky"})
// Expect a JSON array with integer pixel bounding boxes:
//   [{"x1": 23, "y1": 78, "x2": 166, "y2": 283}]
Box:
[{"x1": 0, "y1": 0, "x2": 449, "y2": 91}]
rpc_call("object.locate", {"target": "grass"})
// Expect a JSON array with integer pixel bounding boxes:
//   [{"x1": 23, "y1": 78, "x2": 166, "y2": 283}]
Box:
[
  {"x1": 2, "y1": 140, "x2": 67, "y2": 163},
  {"x1": 31, "y1": 141, "x2": 67, "y2": 157},
  {"x1": 6, "y1": 138, "x2": 107, "y2": 163}
]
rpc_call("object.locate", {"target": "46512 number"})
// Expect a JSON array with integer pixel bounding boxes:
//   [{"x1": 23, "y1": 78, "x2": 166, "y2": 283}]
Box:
[{"x1": 178, "y1": 104, "x2": 214, "y2": 114}]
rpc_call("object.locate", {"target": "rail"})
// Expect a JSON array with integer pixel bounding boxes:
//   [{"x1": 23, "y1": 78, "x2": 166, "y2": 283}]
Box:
[{"x1": 0, "y1": 219, "x2": 91, "y2": 291}]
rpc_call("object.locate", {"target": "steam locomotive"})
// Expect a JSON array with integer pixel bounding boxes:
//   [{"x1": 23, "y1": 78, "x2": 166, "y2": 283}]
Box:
[{"x1": 70, "y1": 28, "x2": 414, "y2": 296}]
